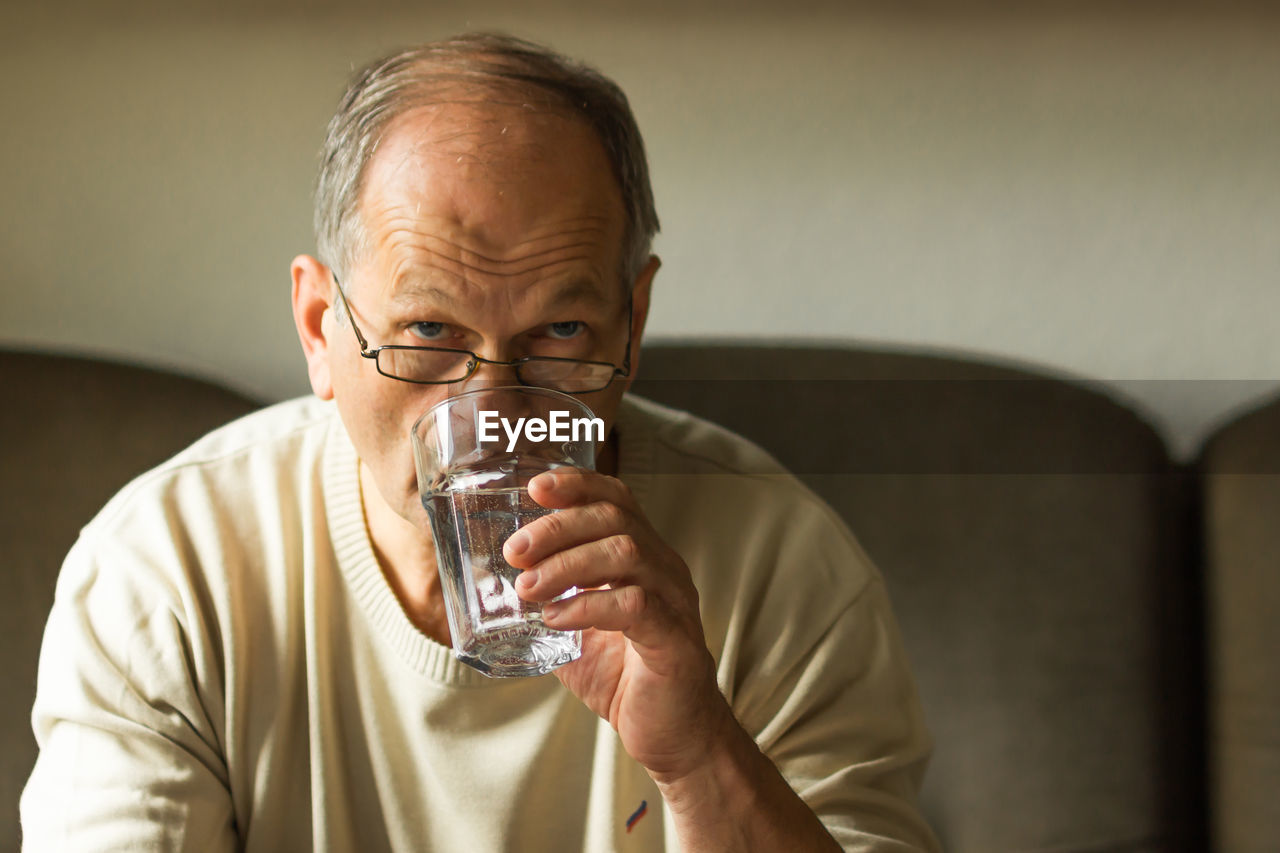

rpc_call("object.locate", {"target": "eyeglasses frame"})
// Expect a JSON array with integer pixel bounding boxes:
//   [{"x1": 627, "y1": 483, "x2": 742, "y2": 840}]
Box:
[{"x1": 329, "y1": 273, "x2": 632, "y2": 394}]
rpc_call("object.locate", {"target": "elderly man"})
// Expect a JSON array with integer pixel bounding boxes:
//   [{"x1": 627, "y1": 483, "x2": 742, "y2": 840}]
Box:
[{"x1": 22, "y1": 34, "x2": 938, "y2": 851}]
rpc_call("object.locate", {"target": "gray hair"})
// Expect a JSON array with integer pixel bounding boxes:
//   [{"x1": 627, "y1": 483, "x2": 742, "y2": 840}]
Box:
[{"x1": 314, "y1": 32, "x2": 659, "y2": 287}]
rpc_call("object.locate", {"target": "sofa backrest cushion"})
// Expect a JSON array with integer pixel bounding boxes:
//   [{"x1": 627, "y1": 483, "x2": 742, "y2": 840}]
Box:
[
  {"x1": 1199, "y1": 394, "x2": 1280, "y2": 853},
  {"x1": 631, "y1": 342, "x2": 1201, "y2": 852}
]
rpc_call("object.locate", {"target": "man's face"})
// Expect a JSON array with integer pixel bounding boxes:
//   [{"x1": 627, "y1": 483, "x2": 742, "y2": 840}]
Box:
[{"x1": 319, "y1": 100, "x2": 650, "y2": 526}]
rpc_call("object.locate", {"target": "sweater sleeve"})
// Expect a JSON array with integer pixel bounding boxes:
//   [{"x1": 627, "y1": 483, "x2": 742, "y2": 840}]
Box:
[
  {"x1": 704, "y1": 483, "x2": 941, "y2": 853},
  {"x1": 753, "y1": 579, "x2": 940, "y2": 852},
  {"x1": 20, "y1": 528, "x2": 238, "y2": 852}
]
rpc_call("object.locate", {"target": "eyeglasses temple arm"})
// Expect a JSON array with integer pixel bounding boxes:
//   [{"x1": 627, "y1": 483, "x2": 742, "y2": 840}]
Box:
[
  {"x1": 617, "y1": 299, "x2": 634, "y2": 377},
  {"x1": 331, "y1": 273, "x2": 374, "y2": 354}
]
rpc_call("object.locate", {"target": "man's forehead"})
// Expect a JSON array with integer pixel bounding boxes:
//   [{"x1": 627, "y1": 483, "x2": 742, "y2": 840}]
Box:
[
  {"x1": 354, "y1": 96, "x2": 627, "y2": 294},
  {"x1": 361, "y1": 99, "x2": 623, "y2": 224}
]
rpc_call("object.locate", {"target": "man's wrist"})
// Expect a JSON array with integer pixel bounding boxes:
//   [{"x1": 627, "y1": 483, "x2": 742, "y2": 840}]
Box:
[
  {"x1": 650, "y1": 703, "x2": 842, "y2": 853},
  {"x1": 651, "y1": 708, "x2": 760, "y2": 846},
  {"x1": 652, "y1": 702, "x2": 750, "y2": 793}
]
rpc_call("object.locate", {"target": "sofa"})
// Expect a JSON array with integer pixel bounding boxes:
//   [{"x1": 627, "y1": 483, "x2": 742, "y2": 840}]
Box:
[{"x1": 3, "y1": 344, "x2": 1276, "y2": 852}]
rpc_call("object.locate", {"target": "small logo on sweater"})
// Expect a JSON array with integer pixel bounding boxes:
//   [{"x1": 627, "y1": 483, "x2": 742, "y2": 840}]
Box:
[{"x1": 625, "y1": 800, "x2": 648, "y2": 833}]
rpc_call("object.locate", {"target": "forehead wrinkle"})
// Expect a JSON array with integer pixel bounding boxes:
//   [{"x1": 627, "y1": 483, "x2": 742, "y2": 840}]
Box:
[
  {"x1": 385, "y1": 251, "x2": 605, "y2": 314},
  {"x1": 378, "y1": 220, "x2": 611, "y2": 269},
  {"x1": 369, "y1": 215, "x2": 617, "y2": 292},
  {"x1": 386, "y1": 270, "x2": 611, "y2": 315},
  {"x1": 506, "y1": 214, "x2": 613, "y2": 243},
  {"x1": 392, "y1": 243, "x2": 605, "y2": 282},
  {"x1": 375, "y1": 210, "x2": 612, "y2": 252}
]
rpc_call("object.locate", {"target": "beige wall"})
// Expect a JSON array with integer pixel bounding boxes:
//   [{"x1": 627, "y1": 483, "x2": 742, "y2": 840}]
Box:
[{"x1": 3, "y1": 2, "x2": 1277, "y2": 457}]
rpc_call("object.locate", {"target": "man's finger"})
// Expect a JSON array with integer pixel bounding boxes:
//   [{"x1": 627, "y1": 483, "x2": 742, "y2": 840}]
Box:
[
  {"x1": 542, "y1": 585, "x2": 659, "y2": 638},
  {"x1": 515, "y1": 534, "x2": 654, "y2": 600},
  {"x1": 527, "y1": 468, "x2": 635, "y2": 511},
  {"x1": 504, "y1": 500, "x2": 630, "y2": 568}
]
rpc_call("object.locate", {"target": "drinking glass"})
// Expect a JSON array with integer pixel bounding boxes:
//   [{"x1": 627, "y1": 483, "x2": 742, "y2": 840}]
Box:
[{"x1": 410, "y1": 386, "x2": 599, "y2": 677}]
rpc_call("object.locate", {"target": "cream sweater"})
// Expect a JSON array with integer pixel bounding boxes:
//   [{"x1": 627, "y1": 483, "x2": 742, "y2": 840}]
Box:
[{"x1": 22, "y1": 394, "x2": 938, "y2": 851}]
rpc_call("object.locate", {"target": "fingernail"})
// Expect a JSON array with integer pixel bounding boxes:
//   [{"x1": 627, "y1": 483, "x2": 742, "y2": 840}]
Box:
[
  {"x1": 517, "y1": 570, "x2": 539, "y2": 589},
  {"x1": 506, "y1": 532, "x2": 529, "y2": 556},
  {"x1": 535, "y1": 472, "x2": 558, "y2": 489}
]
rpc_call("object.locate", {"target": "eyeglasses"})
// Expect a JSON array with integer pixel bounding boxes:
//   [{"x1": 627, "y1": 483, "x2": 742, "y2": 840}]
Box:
[{"x1": 330, "y1": 274, "x2": 632, "y2": 394}]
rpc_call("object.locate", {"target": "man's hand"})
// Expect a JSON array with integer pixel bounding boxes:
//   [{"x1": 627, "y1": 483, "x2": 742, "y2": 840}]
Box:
[
  {"x1": 504, "y1": 468, "x2": 844, "y2": 850},
  {"x1": 503, "y1": 467, "x2": 735, "y2": 782},
  {"x1": 503, "y1": 467, "x2": 847, "y2": 851}
]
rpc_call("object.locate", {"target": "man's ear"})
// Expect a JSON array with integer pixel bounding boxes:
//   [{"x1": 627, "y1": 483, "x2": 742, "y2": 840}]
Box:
[
  {"x1": 622, "y1": 255, "x2": 660, "y2": 390},
  {"x1": 291, "y1": 254, "x2": 335, "y2": 400}
]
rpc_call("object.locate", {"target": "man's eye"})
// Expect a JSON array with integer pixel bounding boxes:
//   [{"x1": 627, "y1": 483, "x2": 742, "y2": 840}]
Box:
[
  {"x1": 409, "y1": 322, "x2": 448, "y2": 342},
  {"x1": 546, "y1": 321, "x2": 584, "y2": 340}
]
